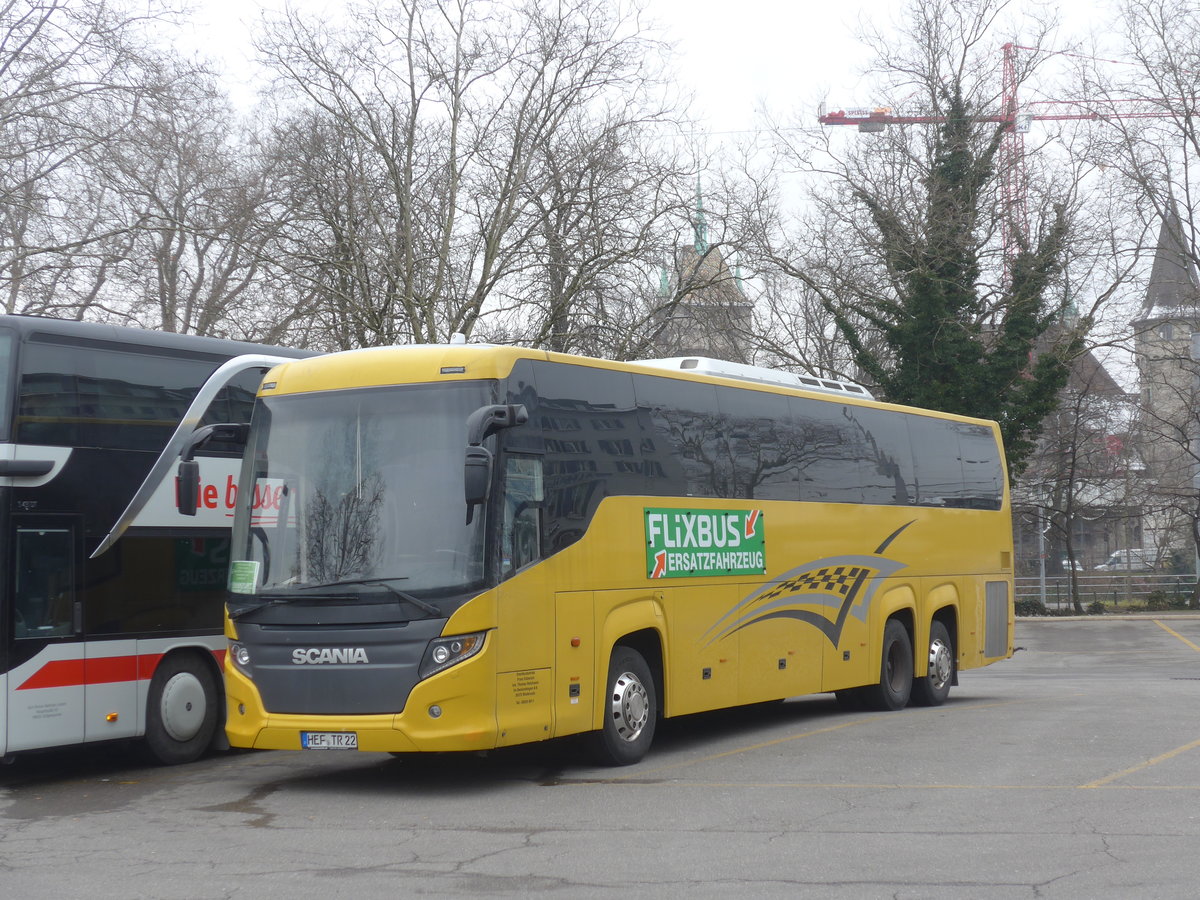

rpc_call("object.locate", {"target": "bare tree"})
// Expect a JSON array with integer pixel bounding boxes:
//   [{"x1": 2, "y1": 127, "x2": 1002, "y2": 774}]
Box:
[
  {"x1": 256, "y1": 0, "x2": 695, "y2": 351},
  {"x1": 96, "y1": 61, "x2": 304, "y2": 340},
  {"x1": 1076, "y1": 0, "x2": 1200, "y2": 273},
  {"x1": 491, "y1": 114, "x2": 697, "y2": 357},
  {"x1": 0, "y1": 0, "x2": 167, "y2": 317},
  {"x1": 1014, "y1": 350, "x2": 1139, "y2": 610}
]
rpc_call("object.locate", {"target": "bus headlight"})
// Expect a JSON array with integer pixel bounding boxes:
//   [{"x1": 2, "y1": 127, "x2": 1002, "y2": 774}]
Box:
[
  {"x1": 419, "y1": 632, "x2": 485, "y2": 679},
  {"x1": 230, "y1": 642, "x2": 251, "y2": 671}
]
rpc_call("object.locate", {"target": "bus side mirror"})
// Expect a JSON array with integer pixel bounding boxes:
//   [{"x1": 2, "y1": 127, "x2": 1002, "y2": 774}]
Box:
[
  {"x1": 175, "y1": 422, "x2": 249, "y2": 517},
  {"x1": 177, "y1": 459, "x2": 200, "y2": 516},
  {"x1": 464, "y1": 446, "x2": 492, "y2": 524},
  {"x1": 463, "y1": 404, "x2": 528, "y2": 524}
]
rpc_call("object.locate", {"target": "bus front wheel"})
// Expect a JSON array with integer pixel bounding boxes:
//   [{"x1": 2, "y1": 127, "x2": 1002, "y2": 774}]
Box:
[
  {"x1": 589, "y1": 646, "x2": 657, "y2": 766},
  {"x1": 863, "y1": 619, "x2": 913, "y2": 711},
  {"x1": 143, "y1": 653, "x2": 219, "y2": 765},
  {"x1": 911, "y1": 620, "x2": 953, "y2": 707}
]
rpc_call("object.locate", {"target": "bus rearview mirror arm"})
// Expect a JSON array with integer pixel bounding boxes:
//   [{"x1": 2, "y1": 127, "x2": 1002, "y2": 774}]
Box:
[
  {"x1": 464, "y1": 404, "x2": 528, "y2": 524},
  {"x1": 91, "y1": 354, "x2": 296, "y2": 559},
  {"x1": 176, "y1": 422, "x2": 250, "y2": 517}
]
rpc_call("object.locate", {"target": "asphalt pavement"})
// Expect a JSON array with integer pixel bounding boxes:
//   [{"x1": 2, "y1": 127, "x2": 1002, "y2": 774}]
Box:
[{"x1": 3, "y1": 616, "x2": 1200, "y2": 899}]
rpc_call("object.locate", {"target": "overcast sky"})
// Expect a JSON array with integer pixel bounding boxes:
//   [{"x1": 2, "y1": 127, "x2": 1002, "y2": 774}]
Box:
[
  {"x1": 175, "y1": 0, "x2": 952, "y2": 131},
  {"x1": 177, "y1": 0, "x2": 1111, "y2": 140}
]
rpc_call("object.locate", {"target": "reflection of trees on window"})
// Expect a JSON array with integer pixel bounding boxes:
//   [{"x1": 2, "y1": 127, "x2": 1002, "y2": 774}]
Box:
[
  {"x1": 734, "y1": 414, "x2": 852, "y2": 501},
  {"x1": 303, "y1": 474, "x2": 385, "y2": 581},
  {"x1": 648, "y1": 407, "x2": 854, "y2": 501},
  {"x1": 842, "y1": 407, "x2": 914, "y2": 506}
]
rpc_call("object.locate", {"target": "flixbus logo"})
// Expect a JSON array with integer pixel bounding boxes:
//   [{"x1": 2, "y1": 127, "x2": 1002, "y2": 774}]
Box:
[{"x1": 645, "y1": 507, "x2": 765, "y2": 579}]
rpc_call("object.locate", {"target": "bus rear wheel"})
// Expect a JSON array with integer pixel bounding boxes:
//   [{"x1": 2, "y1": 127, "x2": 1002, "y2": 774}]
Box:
[
  {"x1": 911, "y1": 621, "x2": 954, "y2": 707},
  {"x1": 863, "y1": 619, "x2": 913, "y2": 711},
  {"x1": 589, "y1": 646, "x2": 657, "y2": 766},
  {"x1": 143, "y1": 653, "x2": 219, "y2": 765}
]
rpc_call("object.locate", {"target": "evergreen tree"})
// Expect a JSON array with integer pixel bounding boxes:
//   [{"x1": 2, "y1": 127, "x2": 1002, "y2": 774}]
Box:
[{"x1": 824, "y1": 86, "x2": 1084, "y2": 474}]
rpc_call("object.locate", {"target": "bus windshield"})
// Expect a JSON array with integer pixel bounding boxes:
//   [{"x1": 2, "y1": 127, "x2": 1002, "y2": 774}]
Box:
[{"x1": 229, "y1": 381, "x2": 494, "y2": 602}]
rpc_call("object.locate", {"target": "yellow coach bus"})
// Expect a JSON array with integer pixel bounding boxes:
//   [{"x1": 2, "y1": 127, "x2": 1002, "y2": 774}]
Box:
[{"x1": 194, "y1": 345, "x2": 1013, "y2": 765}]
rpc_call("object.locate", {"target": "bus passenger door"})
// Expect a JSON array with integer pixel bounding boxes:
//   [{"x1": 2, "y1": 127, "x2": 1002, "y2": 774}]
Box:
[
  {"x1": 494, "y1": 455, "x2": 553, "y2": 746},
  {"x1": 6, "y1": 519, "x2": 84, "y2": 753}
]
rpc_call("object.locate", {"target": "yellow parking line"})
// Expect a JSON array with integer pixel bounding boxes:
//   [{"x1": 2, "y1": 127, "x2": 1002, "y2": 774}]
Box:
[
  {"x1": 1154, "y1": 619, "x2": 1200, "y2": 652},
  {"x1": 1081, "y1": 737, "x2": 1200, "y2": 789}
]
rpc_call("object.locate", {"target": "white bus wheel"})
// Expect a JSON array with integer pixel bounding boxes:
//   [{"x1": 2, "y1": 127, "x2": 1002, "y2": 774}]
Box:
[
  {"x1": 143, "y1": 654, "x2": 219, "y2": 765},
  {"x1": 589, "y1": 647, "x2": 657, "y2": 766},
  {"x1": 911, "y1": 621, "x2": 954, "y2": 707}
]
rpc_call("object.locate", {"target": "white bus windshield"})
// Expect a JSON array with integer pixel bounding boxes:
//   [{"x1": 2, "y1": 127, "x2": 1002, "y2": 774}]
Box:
[{"x1": 229, "y1": 382, "x2": 493, "y2": 600}]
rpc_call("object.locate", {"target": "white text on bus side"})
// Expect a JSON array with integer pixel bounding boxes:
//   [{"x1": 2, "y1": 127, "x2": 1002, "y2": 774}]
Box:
[{"x1": 646, "y1": 512, "x2": 743, "y2": 549}]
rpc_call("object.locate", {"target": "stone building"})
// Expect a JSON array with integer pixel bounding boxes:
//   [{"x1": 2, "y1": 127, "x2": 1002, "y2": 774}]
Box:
[
  {"x1": 653, "y1": 189, "x2": 753, "y2": 363},
  {"x1": 1130, "y1": 204, "x2": 1200, "y2": 554}
]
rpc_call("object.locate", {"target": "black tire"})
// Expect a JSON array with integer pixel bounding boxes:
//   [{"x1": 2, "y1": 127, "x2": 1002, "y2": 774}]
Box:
[
  {"x1": 911, "y1": 620, "x2": 954, "y2": 707},
  {"x1": 143, "y1": 653, "x2": 219, "y2": 765},
  {"x1": 862, "y1": 618, "x2": 913, "y2": 711},
  {"x1": 588, "y1": 646, "x2": 657, "y2": 766}
]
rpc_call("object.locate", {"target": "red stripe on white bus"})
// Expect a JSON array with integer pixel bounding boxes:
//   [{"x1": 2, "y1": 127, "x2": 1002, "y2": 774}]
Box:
[{"x1": 16, "y1": 649, "x2": 226, "y2": 690}]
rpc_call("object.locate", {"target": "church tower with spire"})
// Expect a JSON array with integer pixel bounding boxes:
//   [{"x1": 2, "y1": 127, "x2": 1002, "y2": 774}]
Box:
[
  {"x1": 1131, "y1": 203, "x2": 1200, "y2": 547},
  {"x1": 654, "y1": 181, "x2": 752, "y2": 363}
]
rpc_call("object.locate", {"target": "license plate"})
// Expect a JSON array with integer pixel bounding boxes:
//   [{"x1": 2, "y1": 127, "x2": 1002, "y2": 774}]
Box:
[{"x1": 301, "y1": 731, "x2": 358, "y2": 750}]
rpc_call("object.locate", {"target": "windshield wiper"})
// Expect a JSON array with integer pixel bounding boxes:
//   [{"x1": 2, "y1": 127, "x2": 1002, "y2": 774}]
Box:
[{"x1": 292, "y1": 577, "x2": 441, "y2": 617}]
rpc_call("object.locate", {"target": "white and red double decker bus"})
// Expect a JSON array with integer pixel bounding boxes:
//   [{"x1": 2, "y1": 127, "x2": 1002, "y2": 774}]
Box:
[{"x1": 0, "y1": 316, "x2": 307, "y2": 764}]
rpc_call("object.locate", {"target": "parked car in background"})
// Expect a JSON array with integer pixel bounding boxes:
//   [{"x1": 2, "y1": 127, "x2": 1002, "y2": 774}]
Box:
[
  {"x1": 1095, "y1": 549, "x2": 1158, "y2": 572},
  {"x1": 1059, "y1": 555, "x2": 1084, "y2": 573}
]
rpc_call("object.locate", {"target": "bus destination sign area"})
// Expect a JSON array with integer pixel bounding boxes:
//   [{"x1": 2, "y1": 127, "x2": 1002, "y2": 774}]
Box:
[{"x1": 645, "y1": 508, "x2": 766, "y2": 579}]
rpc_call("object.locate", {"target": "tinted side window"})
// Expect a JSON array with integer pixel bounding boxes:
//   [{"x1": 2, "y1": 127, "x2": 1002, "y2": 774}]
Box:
[
  {"x1": 787, "y1": 396, "x2": 872, "y2": 504},
  {"x1": 17, "y1": 341, "x2": 215, "y2": 451},
  {"x1": 906, "y1": 415, "x2": 1003, "y2": 510},
  {"x1": 634, "y1": 374, "x2": 725, "y2": 498},
  {"x1": 848, "y1": 406, "x2": 916, "y2": 506},
  {"x1": 711, "y1": 387, "x2": 797, "y2": 500},
  {"x1": 83, "y1": 535, "x2": 226, "y2": 634},
  {"x1": 0, "y1": 327, "x2": 13, "y2": 441},
  {"x1": 908, "y1": 415, "x2": 966, "y2": 506},
  {"x1": 953, "y1": 422, "x2": 1004, "y2": 509},
  {"x1": 532, "y1": 362, "x2": 643, "y2": 552}
]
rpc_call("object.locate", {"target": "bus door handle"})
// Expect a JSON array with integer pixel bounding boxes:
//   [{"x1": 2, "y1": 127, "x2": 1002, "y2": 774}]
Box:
[{"x1": 0, "y1": 459, "x2": 54, "y2": 477}]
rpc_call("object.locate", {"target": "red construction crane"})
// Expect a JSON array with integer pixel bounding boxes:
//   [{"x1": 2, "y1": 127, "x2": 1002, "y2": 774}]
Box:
[{"x1": 818, "y1": 43, "x2": 1176, "y2": 267}]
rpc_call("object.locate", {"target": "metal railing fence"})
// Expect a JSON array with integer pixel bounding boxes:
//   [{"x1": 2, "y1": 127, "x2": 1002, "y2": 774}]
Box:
[{"x1": 1015, "y1": 573, "x2": 1198, "y2": 612}]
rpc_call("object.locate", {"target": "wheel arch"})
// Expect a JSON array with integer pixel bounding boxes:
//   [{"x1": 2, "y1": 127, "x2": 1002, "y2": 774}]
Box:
[
  {"x1": 886, "y1": 606, "x2": 915, "y2": 649},
  {"x1": 143, "y1": 644, "x2": 227, "y2": 751},
  {"x1": 595, "y1": 624, "x2": 664, "y2": 730},
  {"x1": 872, "y1": 585, "x2": 916, "y2": 674}
]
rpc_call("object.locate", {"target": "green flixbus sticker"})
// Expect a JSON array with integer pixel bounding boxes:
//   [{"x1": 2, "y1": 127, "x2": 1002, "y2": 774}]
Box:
[
  {"x1": 228, "y1": 560, "x2": 261, "y2": 594},
  {"x1": 644, "y1": 507, "x2": 765, "y2": 579}
]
